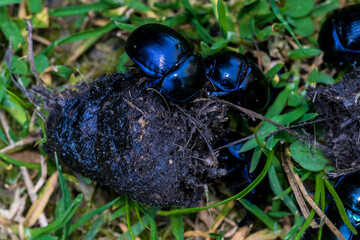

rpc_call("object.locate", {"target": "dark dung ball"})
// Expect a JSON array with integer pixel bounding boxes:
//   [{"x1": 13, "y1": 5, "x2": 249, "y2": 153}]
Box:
[{"x1": 44, "y1": 72, "x2": 227, "y2": 207}]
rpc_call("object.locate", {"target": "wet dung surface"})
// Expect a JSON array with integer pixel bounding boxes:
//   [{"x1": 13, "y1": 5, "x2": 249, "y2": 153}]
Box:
[
  {"x1": 307, "y1": 70, "x2": 360, "y2": 172},
  {"x1": 44, "y1": 73, "x2": 228, "y2": 207}
]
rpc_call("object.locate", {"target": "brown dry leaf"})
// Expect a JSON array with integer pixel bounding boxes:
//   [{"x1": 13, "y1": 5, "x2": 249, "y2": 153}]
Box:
[
  {"x1": 9, "y1": 151, "x2": 42, "y2": 164},
  {"x1": 23, "y1": 172, "x2": 58, "y2": 227},
  {"x1": 210, "y1": 201, "x2": 235, "y2": 232},
  {"x1": 245, "y1": 229, "x2": 280, "y2": 240},
  {"x1": 231, "y1": 226, "x2": 251, "y2": 240},
  {"x1": 184, "y1": 230, "x2": 209, "y2": 238},
  {"x1": 198, "y1": 208, "x2": 213, "y2": 229}
]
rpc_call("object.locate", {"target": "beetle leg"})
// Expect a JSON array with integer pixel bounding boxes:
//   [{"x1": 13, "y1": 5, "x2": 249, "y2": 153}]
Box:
[{"x1": 208, "y1": 90, "x2": 230, "y2": 98}]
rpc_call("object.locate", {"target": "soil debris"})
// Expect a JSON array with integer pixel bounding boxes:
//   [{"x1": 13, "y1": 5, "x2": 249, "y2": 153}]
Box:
[{"x1": 307, "y1": 69, "x2": 360, "y2": 176}]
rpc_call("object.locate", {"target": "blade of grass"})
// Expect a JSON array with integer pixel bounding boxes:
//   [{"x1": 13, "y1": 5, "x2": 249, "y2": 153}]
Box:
[
  {"x1": 273, "y1": 171, "x2": 311, "y2": 200},
  {"x1": 268, "y1": 0, "x2": 302, "y2": 48},
  {"x1": 68, "y1": 197, "x2": 120, "y2": 235},
  {"x1": 239, "y1": 199, "x2": 279, "y2": 230},
  {"x1": 126, "y1": 197, "x2": 135, "y2": 240},
  {"x1": 119, "y1": 207, "x2": 159, "y2": 240},
  {"x1": 268, "y1": 164, "x2": 298, "y2": 214},
  {"x1": 26, "y1": 194, "x2": 83, "y2": 238},
  {"x1": 0, "y1": 152, "x2": 40, "y2": 170},
  {"x1": 171, "y1": 214, "x2": 184, "y2": 240},
  {"x1": 323, "y1": 174, "x2": 357, "y2": 235},
  {"x1": 55, "y1": 22, "x2": 116, "y2": 45},
  {"x1": 134, "y1": 202, "x2": 151, "y2": 231},
  {"x1": 293, "y1": 174, "x2": 322, "y2": 239},
  {"x1": 49, "y1": 2, "x2": 111, "y2": 17},
  {"x1": 158, "y1": 149, "x2": 274, "y2": 216},
  {"x1": 83, "y1": 214, "x2": 104, "y2": 240},
  {"x1": 283, "y1": 216, "x2": 305, "y2": 240}
]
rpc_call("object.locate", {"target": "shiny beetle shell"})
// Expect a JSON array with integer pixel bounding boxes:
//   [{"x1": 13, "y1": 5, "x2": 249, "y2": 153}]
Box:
[
  {"x1": 125, "y1": 23, "x2": 205, "y2": 102},
  {"x1": 318, "y1": 4, "x2": 360, "y2": 66},
  {"x1": 205, "y1": 51, "x2": 270, "y2": 111}
]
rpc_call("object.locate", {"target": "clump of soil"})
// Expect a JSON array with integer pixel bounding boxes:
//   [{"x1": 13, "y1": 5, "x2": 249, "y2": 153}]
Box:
[
  {"x1": 43, "y1": 72, "x2": 228, "y2": 207},
  {"x1": 307, "y1": 70, "x2": 360, "y2": 173}
]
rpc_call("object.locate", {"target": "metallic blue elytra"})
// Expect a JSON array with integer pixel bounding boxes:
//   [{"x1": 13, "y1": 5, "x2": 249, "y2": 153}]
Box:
[
  {"x1": 125, "y1": 23, "x2": 205, "y2": 102},
  {"x1": 318, "y1": 4, "x2": 360, "y2": 66},
  {"x1": 205, "y1": 51, "x2": 270, "y2": 111}
]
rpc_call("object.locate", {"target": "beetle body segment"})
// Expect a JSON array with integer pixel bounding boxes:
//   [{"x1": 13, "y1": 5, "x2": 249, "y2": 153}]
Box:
[
  {"x1": 125, "y1": 23, "x2": 205, "y2": 102},
  {"x1": 318, "y1": 4, "x2": 360, "y2": 66},
  {"x1": 205, "y1": 51, "x2": 270, "y2": 111}
]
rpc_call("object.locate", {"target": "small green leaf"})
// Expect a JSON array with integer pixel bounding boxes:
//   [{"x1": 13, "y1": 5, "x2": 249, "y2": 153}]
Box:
[
  {"x1": 51, "y1": 65, "x2": 73, "y2": 79},
  {"x1": 317, "y1": 73, "x2": 334, "y2": 85},
  {"x1": 28, "y1": 0, "x2": 41, "y2": 13},
  {"x1": 114, "y1": 22, "x2": 137, "y2": 32},
  {"x1": 292, "y1": 17, "x2": 314, "y2": 37},
  {"x1": 0, "y1": 7, "x2": 25, "y2": 50},
  {"x1": 34, "y1": 54, "x2": 49, "y2": 74},
  {"x1": 255, "y1": 26, "x2": 272, "y2": 40},
  {"x1": 10, "y1": 55, "x2": 28, "y2": 75},
  {"x1": 285, "y1": 0, "x2": 314, "y2": 18},
  {"x1": 289, "y1": 48, "x2": 322, "y2": 59},
  {"x1": 289, "y1": 140, "x2": 331, "y2": 172},
  {"x1": 307, "y1": 67, "x2": 318, "y2": 87},
  {"x1": 0, "y1": 0, "x2": 23, "y2": 7}
]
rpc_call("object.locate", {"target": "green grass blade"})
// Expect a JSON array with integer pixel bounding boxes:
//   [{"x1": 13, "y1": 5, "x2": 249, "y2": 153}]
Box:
[
  {"x1": 268, "y1": 164, "x2": 298, "y2": 214},
  {"x1": 0, "y1": 152, "x2": 40, "y2": 170},
  {"x1": 55, "y1": 22, "x2": 116, "y2": 45},
  {"x1": 284, "y1": 216, "x2": 305, "y2": 240},
  {"x1": 268, "y1": 0, "x2": 302, "y2": 48},
  {"x1": 323, "y1": 176, "x2": 357, "y2": 235},
  {"x1": 171, "y1": 214, "x2": 184, "y2": 240},
  {"x1": 239, "y1": 199, "x2": 279, "y2": 230},
  {"x1": 158, "y1": 149, "x2": 274, "y2": 216},
  {"x1": 293, "y1": 174, "x2": 322, "y2": 239},
  {"x1": 26, "y1": 194, "x2": 83, "y2": 238},
  {"x1": 49, "y1": 2, "x2": 111, "y2": 17},
  {"x1": 119, "y1": 207, "x2": 159, "y2": 240},
  {"x1": 68, "y1": 197, "x2": 120, "y2": 235},
  {"x1": 273, "y1": 171, "x2": 311, "y2": 200},
  {"x1": 83, "y1": 214, "x2": 104, "y2": 240},
  {"x1": 126, "y1": 198, "x2": 135, "y2": 240}
]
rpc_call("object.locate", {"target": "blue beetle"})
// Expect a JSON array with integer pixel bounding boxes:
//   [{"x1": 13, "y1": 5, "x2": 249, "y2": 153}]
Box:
[
  {"x1": 205, "y1": 51, "x2": 270, "y2": 111},
  {"x1": 318, "y1": 4, "x2": 360, "y2": 66},
  {"x1": 125, "y1": 23, "x2": 205, "y2": 102}
]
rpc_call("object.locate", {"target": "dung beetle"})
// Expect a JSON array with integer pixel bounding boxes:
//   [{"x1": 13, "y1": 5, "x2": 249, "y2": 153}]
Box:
[
  {"x1": 205, "y1": 51, "x2": 270, "y2": 111},
  {"x1": 318, "y1": 4, "x2": 360, "y2": 66},
  {"x1": 125, "y1": 23, "x2": 206, "y2": 102}
]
